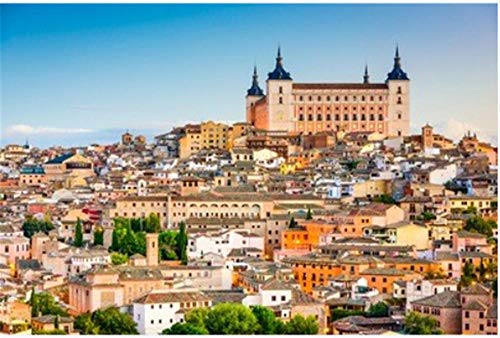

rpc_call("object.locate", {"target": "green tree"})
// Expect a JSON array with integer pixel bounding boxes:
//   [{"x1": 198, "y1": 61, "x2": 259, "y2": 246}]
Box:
[
  {"x1": 288, "y1": 216, "x2": 299, "y2": 229},
  {"x1": 32, "y1": 328, "x2": 67, "y2": 335},
  {"x1": 464, "y1": 216, "x2": 495, "y2": 237},
  {"x1": 30, "y1": 292, "x2": 68, "y2": 317},
  {"x1": 162, "y1": 323, "x2": 208, "y2": 335},
  {"x1": 205, "y1": 303, "x2": 259, "y2": 334},
  {"x1": 331, "y1": 309, "x2": 366, "y2": 321},
  {"x1": 74, "y1": 218, "x2": 83, "y2": 247},
  {"x1": 462, "y1": 206, "x2": 478, "y2": 215},
  {"x1": 403, "y1": 311, "x2": 443, "y2": 334},
  {"x1": 461, "y1": 262, "x2": 476, "y2": 287},
  {"x1": 22, "y1": 216, "x2": 55, "y2": 238},
  {"x1": 176, "y1": 222, "x2": 188, "y2": 264},
  {"x1": 145, "y1": 213, "x2": 162, "y2": 233},
  {"x1": 251, "y1": 305, "x2": 281, "y2": 334},
  {"x1": 159, "y1": 231, "x2": 179, "y2": 260},
  {"x1": 285, "y1": 314, "x2": 319, "y2": 334},
  {"x1": 121, "y1": 221, "x2": 139, "y2": 256},
  {"x1": 93, "y1": 227, "x2": 104, "y2": 246},
  {"x1": 373, "y1": 194, "x2": 396, "y2": 204},
  {"x1": 110, "y1": 229, "x2": 121, "y2": 252},
  {"x1": 110, "y1": 252, "x2": 128, "y2": 265},
  {"x1": 184, "y1": 307, "x2": 209, "y2": 329},
  {"x1": 54, "y1": 315, "x2": 60, "y2": 330},
  {"x1": 75, "y1": 307, "x2": 138, "y2": 335},
  {"x1": 74, "y1": 313, "x2": 99, "y2": 335},
  {"x1": 366, "y1": 302, "x2": 389, "y2": 317},
  {"x1": 420, "y1": 211, "x2": 436, "y2": 221},
  {"x1": 305, "y1": 208, "x2": 313, "y2": 220}
]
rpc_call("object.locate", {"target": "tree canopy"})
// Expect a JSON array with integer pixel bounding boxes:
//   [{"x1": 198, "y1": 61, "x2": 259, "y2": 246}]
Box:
[
  {"x1": 403, "y1": 311, "x2": 443, "y2": 335},
  {"x1": 464, "y1": 216, "x2": 497, "y2": 237},
  {"x1": 22, "y1": 216, "x2": 55, "y2": 238},
  {"x1": 29, "y1": 292, "x2": 68, "y2": 318},
  {"x1": 165, "y1": 303, "x2": 320, "y2": 335},
  {"x1": 110, "y1": 215, "x2": 184, "y2": 261},
  {"x1": 366, "y1": 302, "x2": 389, "y2": 318},
  {"x1": 74, "y1": 307, "x2": 138, "y2": 335}
]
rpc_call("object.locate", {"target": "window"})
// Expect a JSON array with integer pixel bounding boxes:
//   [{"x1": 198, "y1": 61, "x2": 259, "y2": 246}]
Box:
[
  {"x1": 279, "y1": 97, "x2": 283, "y2": 104},
  {"x1": 308, "y1": 114, "x2": 313, "y2": 121},
  {"x1": 279, "y1": 86, "x2": 283, "y2": 94},
  {"x1": 397, "y1": 97, "x2": 402, "y2": 104},
  {"x1": 299, "y1": 114, "x2": 304, "y2": 121},
  {"x1": 317, "y1": 114, "x2": 322, "y2": 121},
  {"x1": 281, "y1": 295, "x2": 286, "y2": 301},
  {"x1": 272, "y1": 296, "x2": 277, "y2": 301}
]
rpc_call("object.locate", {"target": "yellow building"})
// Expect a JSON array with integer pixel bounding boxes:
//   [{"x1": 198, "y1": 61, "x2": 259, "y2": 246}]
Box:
[
  {"x1": 43, "y1": 153, "x2": 94, "y2": 178},
  {"x1": 353, "y1": 179, "x2": 391, "y2": 199},
  {"x1": 364, "y1": 222, "x2": 430, "y2": 250},
  {"x1": 448, "y1": 196, "x2": 492, "y2": 214}
]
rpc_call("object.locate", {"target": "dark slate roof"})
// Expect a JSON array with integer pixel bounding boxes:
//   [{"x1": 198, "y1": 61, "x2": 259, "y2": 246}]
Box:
[
  {"x1": 411, "y1": 290, "x2": 461, "y2": 308},
  {"x1": 45, "y1": 153, "x2": 74, "y2": 164},
  {"x1": 293, "y1": 83, "x2": 387, "y2": 90},
  {"x1": 268, "y1": 47, "x2": 292, "y2": 80},
  {"x1": 386, "y1": 46, "x2": 409, "y2": 81},
  {"x1": 247, "y1": 66, "x2": 264, "y2": 96},
  {"x1": 20, "y1": 166, "x2": 45, "y2": 174},
  {"x1": 17, "y1": 259, "x2": 42, "y2": 271}
]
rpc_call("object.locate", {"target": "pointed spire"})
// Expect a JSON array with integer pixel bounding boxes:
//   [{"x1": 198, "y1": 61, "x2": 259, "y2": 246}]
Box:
[
  {"x1": 386, "y1": 44, "x2": 409, "y2": 81},
  {"x1": 247, "y1": 65, "x2": 264, "y2": 96},
  {"x1": 363, "y1": 64, "x2": 370, "y2": 84},
  {"x1": 276, "y1": 45, "x2": 283, "y2": 66},
  {"x1": 268, "y1": 45, "x2": 292, "y2": 80},
  {"x1": 394, "y1": 44, "x2": 401, "y2": 68}
]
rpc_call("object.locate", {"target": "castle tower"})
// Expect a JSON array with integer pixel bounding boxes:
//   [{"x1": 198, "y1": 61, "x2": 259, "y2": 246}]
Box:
[
  {"x1": 386, "y1": 45, "x2": 410, "y2": 137},
  {"x1": 422, "y1": 124, "x2": 434, "y2": 150},
  {"x1": 266, "y1": 46, "x2": 293, "y2": 131},
  {"x1": 246, "y1": 65, "x2": 265, "y2": 125},
  {"x1": 146, "y1": 233, "x2": 159, "y2": 266}
]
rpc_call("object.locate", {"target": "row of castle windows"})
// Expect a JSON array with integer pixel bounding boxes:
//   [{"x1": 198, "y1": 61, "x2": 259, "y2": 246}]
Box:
[
  {"x1": 296, "y1": 95, "x2": 385, "y2": 102},
  {"x1": 279, "y1": 97, "x2": 403, "y2": 105},
  {"x1": 298, "y1": 105, "x2": 385, "y2": 112},
  {"x1": 297, "y1": 113, "x2": 385, "y2": 122}
]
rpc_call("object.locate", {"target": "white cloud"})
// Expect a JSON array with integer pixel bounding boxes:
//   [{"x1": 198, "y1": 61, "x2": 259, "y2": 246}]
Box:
[
  {"x1": 5, "y1": 124, "x2": 94, "y2": 136},
  {"x1": 434, "y1": 118, "x2": 497, "y2": 145}
]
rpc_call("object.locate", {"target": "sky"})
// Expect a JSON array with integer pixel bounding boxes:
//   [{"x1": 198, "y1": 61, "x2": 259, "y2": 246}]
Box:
[{"x1": 0, "y1": 3, "x2": 498, "y2": 147}]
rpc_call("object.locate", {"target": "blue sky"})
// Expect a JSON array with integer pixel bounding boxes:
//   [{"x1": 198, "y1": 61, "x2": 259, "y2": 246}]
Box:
[{"x1": 0, "y1": 4, "x2": 497, "y2": 147}]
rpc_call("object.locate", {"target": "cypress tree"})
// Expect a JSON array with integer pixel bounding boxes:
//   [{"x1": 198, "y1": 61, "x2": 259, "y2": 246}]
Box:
[{"x1": 74, "y1": 218, "x2": 84, "y2": 247}]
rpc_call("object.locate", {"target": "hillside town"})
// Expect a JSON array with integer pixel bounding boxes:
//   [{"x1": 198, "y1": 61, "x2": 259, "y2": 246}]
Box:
[{"x1": 0, "y1": 48, "x2": 498, "y2": 335}]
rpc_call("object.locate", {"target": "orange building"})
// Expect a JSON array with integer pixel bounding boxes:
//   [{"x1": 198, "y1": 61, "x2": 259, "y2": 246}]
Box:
[
  {"x1": 284, "y1": 254, "x2": 341, "y2": 294},
  {"x1": 282, "y1": 220, "x2": 336, "y2": 250},
  {"x1": 360, "y1": 267, "x2": 422, "y2": 294}
]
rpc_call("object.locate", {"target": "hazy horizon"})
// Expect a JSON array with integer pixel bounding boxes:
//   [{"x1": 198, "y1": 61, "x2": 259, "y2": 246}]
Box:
[{"x1": 1, "y1": 3, "x2": 497, "y2": 148}]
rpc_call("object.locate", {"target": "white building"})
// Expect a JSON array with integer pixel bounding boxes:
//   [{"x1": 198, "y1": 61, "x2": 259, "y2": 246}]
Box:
[
  {"x1": 133, "y1": 289, "x2": 212, "y2": 335},
  {"x1": 187, "y1": 229, "x2": 264, "y2": 259},
  {"x1": 398, "y1": 279, "x2": 458, "y2": 312}
]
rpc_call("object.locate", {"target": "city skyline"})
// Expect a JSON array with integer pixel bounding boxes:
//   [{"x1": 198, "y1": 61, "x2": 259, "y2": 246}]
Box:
[{"x1": 1, "y1": 3, "x2": 498, "y2": 147}]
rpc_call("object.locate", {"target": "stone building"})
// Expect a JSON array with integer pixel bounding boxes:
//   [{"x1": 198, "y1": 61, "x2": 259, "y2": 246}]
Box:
[{"x1": 246, "y1": 46, "x2": 410, "y2": 137}]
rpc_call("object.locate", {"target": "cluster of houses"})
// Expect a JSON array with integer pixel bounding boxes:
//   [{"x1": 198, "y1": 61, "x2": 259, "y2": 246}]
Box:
[{"x1": 0, "y1": 121, "x2": 497, "y2": 335}]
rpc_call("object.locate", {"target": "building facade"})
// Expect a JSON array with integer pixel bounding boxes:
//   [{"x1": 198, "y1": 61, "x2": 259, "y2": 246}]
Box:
[{"x1": 246, "y1": 47, "x2": 410, "y2": 137}]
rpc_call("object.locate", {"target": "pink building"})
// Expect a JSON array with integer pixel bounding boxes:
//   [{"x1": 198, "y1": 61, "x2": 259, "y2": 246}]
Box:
[{"x1": 0, "y1": 237, "x2": 30, "y2": 265}]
